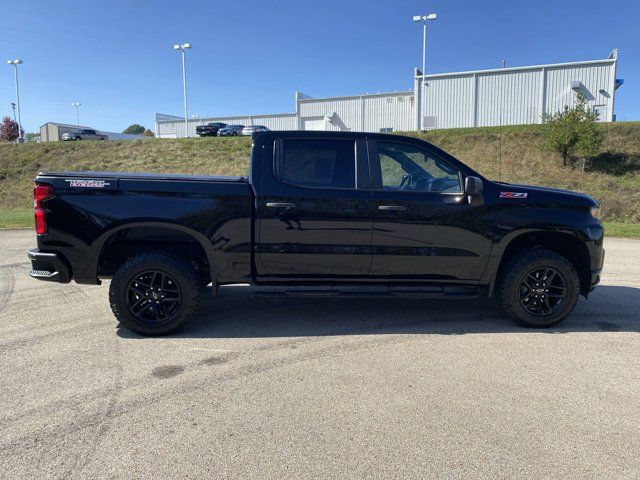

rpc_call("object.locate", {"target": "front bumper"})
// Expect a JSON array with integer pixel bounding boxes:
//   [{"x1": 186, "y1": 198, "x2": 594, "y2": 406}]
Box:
[
  {"x1": 589, "y1": 248, "x2": 605, "y2": 292},
  {"x1": 590, "y1": 269, "x2": 602, "y2": 291},
  {"x1": 27, "y1": 249, "x2": 71, "y2": 283}
]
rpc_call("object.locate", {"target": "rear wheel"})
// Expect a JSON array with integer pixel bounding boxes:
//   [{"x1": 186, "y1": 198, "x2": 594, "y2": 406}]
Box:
[
  {"x1": 497, "y1": 249, "x2": 580, "y2": 328},
  {"x1": 109, "y1": 251, "x2": 200, "y2": 335}
]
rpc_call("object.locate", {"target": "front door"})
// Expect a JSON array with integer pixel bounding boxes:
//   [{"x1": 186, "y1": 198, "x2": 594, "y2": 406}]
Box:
[
  {"x1": 256, "y1": 137, "x2": 373, "y2": 279},
  {"x1": 368, "y1": 140, "x2": 492, "y2": 280}
]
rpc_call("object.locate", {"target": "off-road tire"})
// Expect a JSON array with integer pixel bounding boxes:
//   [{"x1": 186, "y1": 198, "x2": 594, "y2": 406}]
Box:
[
  {"x1": 109, "y1": 251, "x2": 200, "y2": 335},
  {"x1": 497, "y1": 248, "x2": 580, "y2": 328}
]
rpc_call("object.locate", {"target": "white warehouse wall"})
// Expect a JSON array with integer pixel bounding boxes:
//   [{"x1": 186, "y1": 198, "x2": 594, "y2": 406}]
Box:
[
  {"x1": 156, "y1": 113, "x2": 297, "y2": 138},
  {"x1": 156, "y1": 51, "x2": 619, "y2": 137},
  {"x1": 419, "y1": 50, "x2": 618, "y2": 129},
  {"x1": 297, "y1": 91, "x2": 415, "y2": 133}
]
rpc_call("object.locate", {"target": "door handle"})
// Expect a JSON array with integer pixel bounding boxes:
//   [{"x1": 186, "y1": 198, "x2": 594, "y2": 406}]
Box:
[
  {"x1": 378, "y1": 205, "x2": 407, "y2": 211},
  {"x1": 266, "y1": 202, "x2": 296, "y2": 209}
]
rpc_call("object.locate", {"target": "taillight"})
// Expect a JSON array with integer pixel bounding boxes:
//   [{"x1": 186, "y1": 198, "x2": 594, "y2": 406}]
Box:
[{"x1": 33, "y1": 184, "x2": 54, "y2": 235}]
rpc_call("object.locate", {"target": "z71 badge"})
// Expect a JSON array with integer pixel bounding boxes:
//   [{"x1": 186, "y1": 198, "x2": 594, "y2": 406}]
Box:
[
  {"x1": 499, "y1": 191, "x2": 528, "y2": 199},
  {"x1": 65, "y1": 179, "x2": 111, "y2": 188}
]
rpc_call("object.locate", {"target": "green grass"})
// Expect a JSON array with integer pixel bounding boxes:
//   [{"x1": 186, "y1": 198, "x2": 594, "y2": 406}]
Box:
[
  {"x1": 0, "y1": 208, "x2": 32, "y2": 229},
  {"x1": 0, "y1": 122, "x2": 639, "y2": 225},
  {"x1": 603, "y1": 222, "x2": 640, "y2": 239}
]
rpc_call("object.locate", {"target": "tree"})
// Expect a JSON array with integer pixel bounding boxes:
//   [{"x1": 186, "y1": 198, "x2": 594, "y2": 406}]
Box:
[
  {"x1": 541, "y1": 94, "x2": 604, "y2": 167},
  {"x1": 123, "y1": 124, "x2": 146, "y2": 135},
  {"x1": 0, "y1": 116, "x2": 23, "y2": 142},
  {"x1": 143, "y1": 129, "x2": 155, "y2": 137}
]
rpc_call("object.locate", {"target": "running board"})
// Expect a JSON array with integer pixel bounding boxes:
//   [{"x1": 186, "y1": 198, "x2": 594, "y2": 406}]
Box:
[{"x1": 254, "y1": 286, "x2": 480, "y2": 300}]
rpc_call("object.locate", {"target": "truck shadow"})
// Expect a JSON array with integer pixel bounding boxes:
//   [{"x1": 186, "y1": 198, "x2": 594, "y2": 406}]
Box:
[{"x1": 118, "y1": 285, "x2": 640, "y2": 339}]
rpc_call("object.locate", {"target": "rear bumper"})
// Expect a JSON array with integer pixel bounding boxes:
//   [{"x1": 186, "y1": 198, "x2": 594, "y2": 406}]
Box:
[{"x1": 27, "y1": 249, "x2": 71, "y2": 283}]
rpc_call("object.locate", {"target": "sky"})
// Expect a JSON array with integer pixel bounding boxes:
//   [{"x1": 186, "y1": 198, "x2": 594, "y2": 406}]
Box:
[{"x1": 1, "y1": 0, "x2": 638, "y2": 133}]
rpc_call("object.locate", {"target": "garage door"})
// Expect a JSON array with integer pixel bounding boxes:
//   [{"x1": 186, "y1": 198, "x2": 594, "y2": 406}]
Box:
[{"x1": 302, "y1": 117, "x2": 326, "y2": 131}]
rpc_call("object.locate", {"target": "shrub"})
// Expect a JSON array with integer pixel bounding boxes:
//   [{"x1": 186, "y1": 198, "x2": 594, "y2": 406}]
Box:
[
  {"x1": 541, "y1": 94, "x2": 604, "y2": 167},
  {"x1": 123, "y1": 124, "x2": 146, "y2": 135},
  {"x1": 0, "y1": 117, "x2": 22, "y2": 142}
]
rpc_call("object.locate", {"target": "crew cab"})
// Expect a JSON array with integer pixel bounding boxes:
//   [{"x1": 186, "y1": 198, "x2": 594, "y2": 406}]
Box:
[
  {"x1": 28, "y1": 131, "x2": 604, "y2": 335},
  {"x1": 195, "y1": 122, "x2": 227, "y2": 137},
  {"x1": 62, "y1": 129, "x2": 108, "y2": 141}
]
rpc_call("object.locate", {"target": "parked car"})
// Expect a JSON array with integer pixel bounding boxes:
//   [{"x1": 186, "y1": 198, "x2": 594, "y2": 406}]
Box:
[
  {"x1": 217, "y1": 125, "x2": 245, "y2": 136},
  {"x1": 195, "y1": 122, "x2": 227, "y2": 137},
  {"x1": 61, "y1": 129, "x2": 108, "y2": 141},
  {"x1": 28, "y1": 131, "x2": 604, "y2": 335},
  {"x1": 242, "y1": 125, "x2": 270, "y2": 136}
]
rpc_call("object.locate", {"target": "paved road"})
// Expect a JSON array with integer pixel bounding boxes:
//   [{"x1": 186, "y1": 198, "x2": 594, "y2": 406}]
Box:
[{"x1": 1, "y1": 229, "x2": 639, "y2": 479}]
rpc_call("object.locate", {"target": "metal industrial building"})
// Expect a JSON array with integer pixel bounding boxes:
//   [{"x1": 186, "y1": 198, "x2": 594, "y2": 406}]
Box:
[
  {"x1": 39, "y1": 122, "x2": 146, "y2": 142},
  {"x1": 155, "y1": 50, "x2": 621, "y2": 138}
]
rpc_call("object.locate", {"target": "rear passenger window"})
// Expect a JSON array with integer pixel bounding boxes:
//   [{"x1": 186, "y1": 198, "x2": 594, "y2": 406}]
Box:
[{"x1": 279, "y1": 139, "x2": 356, "y2": 188}]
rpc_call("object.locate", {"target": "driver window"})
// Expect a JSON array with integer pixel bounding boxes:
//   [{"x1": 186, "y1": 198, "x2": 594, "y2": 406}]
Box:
[{"x1": 377, "y1": 142, "x2": 462, "y2": 193}]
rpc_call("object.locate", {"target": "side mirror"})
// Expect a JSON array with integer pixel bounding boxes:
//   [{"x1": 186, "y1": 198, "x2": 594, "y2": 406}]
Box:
[
  {"x1": 464, "y1": 176, "x2": 484, "y2": 205},
  {"x1": 464, "y1": 176, "x2": 483, "y2": 195}
]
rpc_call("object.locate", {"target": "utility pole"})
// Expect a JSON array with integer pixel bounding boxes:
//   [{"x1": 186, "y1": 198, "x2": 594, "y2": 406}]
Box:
[
  {"x1": 412, "y1": 14, "x2": 437, "y2": 131},
  {"x1": 7, "y1": 59, "x2": 24, "y2": 141},
  {"x1": 72, "y1": 102, "x2": 82, "y2": 126},
  {"x1": 173, "y1": 43, "x2": 192, "y2": 137}
]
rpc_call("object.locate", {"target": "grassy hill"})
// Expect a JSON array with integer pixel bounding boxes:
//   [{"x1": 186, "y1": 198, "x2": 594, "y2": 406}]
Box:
[{"x1": 1, "y1": 123, "x2": 639, "y2": 235}]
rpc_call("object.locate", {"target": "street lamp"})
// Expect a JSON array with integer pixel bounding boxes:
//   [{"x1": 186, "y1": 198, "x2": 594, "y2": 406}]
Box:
[
  {"x1": 7, "y1": 59, "x2": 24, "y2": 141},
  {"x1": 72, "y1": 102, "x2": 82, "y2": 126},
  {"x1": 173, "y1": 43, "x2": 192, "y2": 137},
  {"x1": 412, "y1": 13, "x2": 437, "y2": 131}
]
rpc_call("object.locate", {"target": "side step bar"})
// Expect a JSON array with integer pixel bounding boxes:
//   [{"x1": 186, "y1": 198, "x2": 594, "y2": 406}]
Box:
[{"x1": 255, "y1": 286, "x2": 480, "y2": 300}]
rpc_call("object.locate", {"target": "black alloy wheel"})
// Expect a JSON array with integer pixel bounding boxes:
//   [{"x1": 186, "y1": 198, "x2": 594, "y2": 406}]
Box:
[
  {"x1": 497, "y1": 248, "x2": 580, "y2": 328},
  {"x1": 109, "y1": 251, "x2": 201, "y2": 335},
  {"x1": 126, "y1": 270, "x2": 182, "y2": 324},
  {"x1": 518, "y1": 266, "x2": 567, "y2": 316}
]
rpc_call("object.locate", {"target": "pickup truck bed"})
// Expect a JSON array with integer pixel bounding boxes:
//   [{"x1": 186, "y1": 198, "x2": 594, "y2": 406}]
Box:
[{"x1": 33, "y1": 170, "x2": 253, "y2": 285}]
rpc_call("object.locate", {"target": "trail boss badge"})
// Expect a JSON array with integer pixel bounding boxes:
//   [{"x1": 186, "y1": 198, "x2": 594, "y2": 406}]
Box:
[
  {"x1": 65, "y1": 179, "x2": 111, "y2": 188},
  {"x1": 499, "y1": 191, "x2": 528, "y2": 199}
]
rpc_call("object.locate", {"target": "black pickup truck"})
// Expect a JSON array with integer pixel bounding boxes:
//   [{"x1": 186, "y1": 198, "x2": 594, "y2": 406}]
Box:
[
  {"x1": 28, "y1": 131, "x2": 604, "y2": 335},
  {"x1": 195, "y1": 122, "x2": 227, "y2": 137}
]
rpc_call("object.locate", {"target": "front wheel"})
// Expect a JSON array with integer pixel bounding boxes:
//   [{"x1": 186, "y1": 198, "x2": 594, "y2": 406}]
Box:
[
  {"x1": 497, "y1": 249, "x2": 580, "y2": 328},
  {"x1": 109, "y1": 251, "x2": 200, "y2": 335}
]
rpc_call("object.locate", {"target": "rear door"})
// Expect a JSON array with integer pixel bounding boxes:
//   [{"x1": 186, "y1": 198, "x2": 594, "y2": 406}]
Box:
[
  {"x1": 255, "y1": 136, "x2": 373, "y2": 279},
  {"x1": 368, "y1": 140, "x2": 492, "y2": 280}
]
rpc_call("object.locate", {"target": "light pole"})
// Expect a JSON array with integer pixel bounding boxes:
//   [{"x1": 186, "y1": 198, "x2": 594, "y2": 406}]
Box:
[
  {"x1": 173, "y1": 43, "x2": 192, "y2": 137},
  {"x1": 7, "y1": 59, "x2": 24, "y2": 141},
  {"x1": 412, "y1": 13, "x2": 436, "y2": 131},
  {"x1": 72, "y1": 102, "x2": 82, "y2": 126}
]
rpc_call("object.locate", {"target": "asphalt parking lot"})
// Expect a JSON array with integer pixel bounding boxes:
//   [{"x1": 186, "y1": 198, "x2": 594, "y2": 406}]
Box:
[{"x1": 1, "y1": 229, "x2": 639, "y2": 479}]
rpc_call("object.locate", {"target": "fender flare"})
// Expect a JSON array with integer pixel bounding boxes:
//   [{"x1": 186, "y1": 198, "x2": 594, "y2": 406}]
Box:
[
  {"x1": 481, "y1": 227, "x2": 589, "y2": 296},
  {"x1": 85, "y1": 221, "x2": 216, "y2": 284}
]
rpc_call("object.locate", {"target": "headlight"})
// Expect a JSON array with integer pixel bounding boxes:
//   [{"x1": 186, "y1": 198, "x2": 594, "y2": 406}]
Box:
[{"x1": 590, "y1": 207, "x2": 601, "y2": 219}]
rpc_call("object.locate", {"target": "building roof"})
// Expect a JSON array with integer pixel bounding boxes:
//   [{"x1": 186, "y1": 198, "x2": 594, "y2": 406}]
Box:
[{"x1": 419, "y1": 51, "x2": 618, "y2": 79}]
